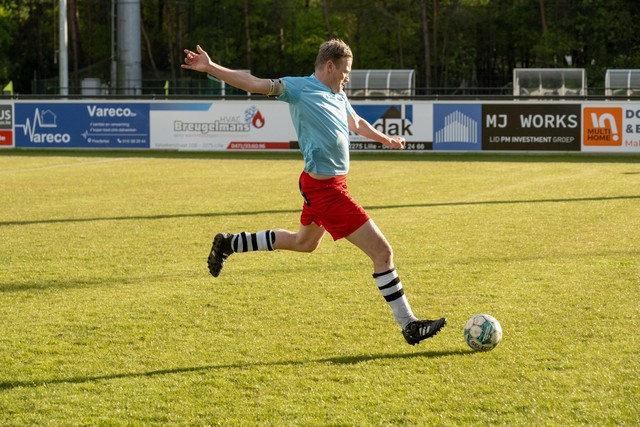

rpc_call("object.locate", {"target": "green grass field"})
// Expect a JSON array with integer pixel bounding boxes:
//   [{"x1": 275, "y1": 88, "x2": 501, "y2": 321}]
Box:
[{"x1": 1, "y1": 150, "x2": 638, "y2": 426}]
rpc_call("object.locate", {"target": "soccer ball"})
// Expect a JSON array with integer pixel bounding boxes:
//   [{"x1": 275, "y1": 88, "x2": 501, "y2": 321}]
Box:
[{"x1": 464, "y1": 314, "x2": 502, "y2": 351}]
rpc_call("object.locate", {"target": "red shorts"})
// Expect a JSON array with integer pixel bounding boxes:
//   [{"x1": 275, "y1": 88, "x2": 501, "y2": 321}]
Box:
[{"x1": 298, "y1": 171, "x2": 370, "y2": 240}]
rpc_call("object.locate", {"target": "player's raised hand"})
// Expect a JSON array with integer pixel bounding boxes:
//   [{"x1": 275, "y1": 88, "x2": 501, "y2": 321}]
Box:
[{"x1": 181, "y1": 45, "x2": 212, "y2": 72}]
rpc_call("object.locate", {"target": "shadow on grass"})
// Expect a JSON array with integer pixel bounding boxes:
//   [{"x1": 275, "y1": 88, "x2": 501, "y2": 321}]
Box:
[
  {"x1": 0, "y1": 349, "x2": 471, "y2": 391},
  {"x1": 0, "y1": 272, "x2": 180, "y2": 293},
  {"x1": 1, "y1": 195, "x2": 639, "y2": 227}
]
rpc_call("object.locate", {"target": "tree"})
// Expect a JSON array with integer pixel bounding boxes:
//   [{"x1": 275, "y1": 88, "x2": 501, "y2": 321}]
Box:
[
  {"x1": 420, "y1": 0, "x2": 432, "y2": 91},
  {"x1": 2, "y1": 0, "x2": 640, "y2": 95}
]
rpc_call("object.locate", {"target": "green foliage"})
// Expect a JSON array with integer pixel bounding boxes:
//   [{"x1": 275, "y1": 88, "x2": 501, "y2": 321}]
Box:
[
  {"x1": 2, "y1": 0, "x2": 640, "y2": 93},
  {"x1": 0, "y1": 150, "x2": 639, "y2": 425},
  {"x1": 0, "y1": 6, "x2": 16, "y2": 77}
]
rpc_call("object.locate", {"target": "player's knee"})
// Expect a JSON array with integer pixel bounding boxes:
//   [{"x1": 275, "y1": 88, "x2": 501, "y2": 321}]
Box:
[{"x1": 374, "y1": 244, "x2": 394, "y2": 266}]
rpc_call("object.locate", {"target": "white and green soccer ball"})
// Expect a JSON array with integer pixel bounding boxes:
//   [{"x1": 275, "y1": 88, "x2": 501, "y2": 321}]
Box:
[{"x1": 464, "y1": 314, "x2": 502, "y2": 351}]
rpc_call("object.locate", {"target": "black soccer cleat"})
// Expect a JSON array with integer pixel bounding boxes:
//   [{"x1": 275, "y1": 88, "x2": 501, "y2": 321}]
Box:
[
  {"x1": 207, "y1": 233, "x2": 234, "y2": 277},
  {"x1": 402, "y1": 318, "x2": 447, "y2": 345}
]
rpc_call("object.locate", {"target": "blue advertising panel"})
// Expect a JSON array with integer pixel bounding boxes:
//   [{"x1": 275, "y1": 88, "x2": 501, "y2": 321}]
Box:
[
  {"x1": 14, "y1": 102, "x2": 150, "y2": 148},
  {"x1": 433, "y1": 104, "x2": 482, "y2": 151},
  {"x1": 350, "y1": 103, "x2": 430, "y2": 150}
]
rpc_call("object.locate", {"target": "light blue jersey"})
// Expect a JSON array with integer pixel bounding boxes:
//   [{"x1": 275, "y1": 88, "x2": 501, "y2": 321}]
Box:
[{"x1": 278, "y1": 75, "x2": 355, "y2": 175}]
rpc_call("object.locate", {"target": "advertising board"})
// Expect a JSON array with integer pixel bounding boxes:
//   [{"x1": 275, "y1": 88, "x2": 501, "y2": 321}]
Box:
[
  {"x1": 350, "y1": 102, "x2": 432, "y2": 150},
  {"x1": 482, "y1": 103, "x2": 581, "y2": 151},
  {"x1": 0, "y1": 104, "x2": 13, "y2": 147},
  {"x1": 582, "y1": 104, "x2": 640, "y2": 152},
  {"x1": 149, "y1": 101, "x2": 295, "y2": 151},
  {"x1": 432, "y1": 104, "x2": 482, "y2": 151},
  {"x1": 3, "y1": 100, "x2": 639, "y2": 153},
  {"x1": 14, "y1": 102, "x2": 150, "y2": 149}
]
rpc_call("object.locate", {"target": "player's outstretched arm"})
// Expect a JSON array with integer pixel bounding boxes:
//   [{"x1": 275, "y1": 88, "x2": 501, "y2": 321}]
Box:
[
  {"x1": 347, "y1": 110, "x2": 406, "y2": 149},
  {"x1": 181, "y1": 44, "x2": 274, "y2": 95}
]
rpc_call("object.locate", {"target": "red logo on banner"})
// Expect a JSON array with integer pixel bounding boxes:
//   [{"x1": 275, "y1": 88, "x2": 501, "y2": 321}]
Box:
[
  {"x1": 252, "y1": 110, "x2": 265, "y2": 128},
  {"x1": 0, "y1": 130, "x2": 13, "y2": 146}
]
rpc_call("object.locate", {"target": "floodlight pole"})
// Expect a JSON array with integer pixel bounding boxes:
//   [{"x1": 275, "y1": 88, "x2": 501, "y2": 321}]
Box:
[
  {"x1": 59, "y1": 0, "x2": 69, "y2": 96},
  {"x1": 117, "y1": 0, "x2": 142, "y2": 95}
]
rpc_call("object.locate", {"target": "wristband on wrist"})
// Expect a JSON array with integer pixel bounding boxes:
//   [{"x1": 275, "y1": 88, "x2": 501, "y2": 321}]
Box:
[{"x1": 267, "y1": 78, "x2": 284, "y2": 96}]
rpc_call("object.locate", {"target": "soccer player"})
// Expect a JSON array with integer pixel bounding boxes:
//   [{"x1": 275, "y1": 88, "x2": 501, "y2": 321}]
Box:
[{"x1": 181, "y1": 39, "x2": 446, "y2": 345}]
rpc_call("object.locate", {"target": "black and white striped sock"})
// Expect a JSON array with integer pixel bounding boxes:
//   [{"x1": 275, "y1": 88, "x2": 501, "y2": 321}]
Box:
[
  {"x1": 230, "y1": 230, "x2": 276, "y2": 253},
  {"x1": 373, "y1": 268, "x2": 417, "y2": 328}
]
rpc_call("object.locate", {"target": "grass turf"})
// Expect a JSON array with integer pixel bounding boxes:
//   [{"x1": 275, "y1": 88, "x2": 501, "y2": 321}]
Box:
[{"x1": 0, "y1": 150, "x2": 638, "y2": 425}]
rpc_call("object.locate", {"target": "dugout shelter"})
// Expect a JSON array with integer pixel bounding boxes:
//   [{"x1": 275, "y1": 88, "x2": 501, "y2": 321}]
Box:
[
  {"x1": 513, "y1": 68, "x2": 586, "y2": 96},
  {"x1": 605, "y1": 69, "x2": 640, "y2": 96},
  {"x1": 345, "y1": 69, "x2": 415, "y2": 97}
]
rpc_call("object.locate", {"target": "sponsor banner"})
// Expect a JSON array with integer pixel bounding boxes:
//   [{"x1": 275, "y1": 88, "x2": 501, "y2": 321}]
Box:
[
  {"x1": 582, "y1": 104, "x2": 640, "y2": 152},
  {"x1": 14, "y1": 102, "x2": 150, "y2": 148},
  {"x1": 0, "y1": 104, "x2": 13, "y2": 147},
  {"x1": 7, "y1": 99, "x2": 640, "y2": 153},
  {"x1": 149, "y1": 101, "x2": 295, "y2": 150},
  {"x1": 482, "y1": 104, "x2": 581, "y2": 151},
  {"x1": 149, "y1": 101, "x2": 433, "y2": 151},
  {"x1": 350, "y1": 102, "x2": 432, "y2": 150},
  {"x1": 433, "y1": 104, "x2": 482, "y2": 150},
  {"x1": 0, "y1": 130, "x2": 12, "y2": 146}
]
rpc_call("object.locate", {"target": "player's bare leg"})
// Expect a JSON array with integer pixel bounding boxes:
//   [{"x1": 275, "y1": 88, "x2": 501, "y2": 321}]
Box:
[
  {"x1": 272, "y1": 222, "x2": 326, "y2": 252},
  {"x1": 346, "y1": 219, "x2": 447, "y2": 345},
  {"x1": 345, "y1": 219, "x2": 394, "y2": 273},
  {"x1": 207, "y1": 223, "x2": 325, "y2": 278}
]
